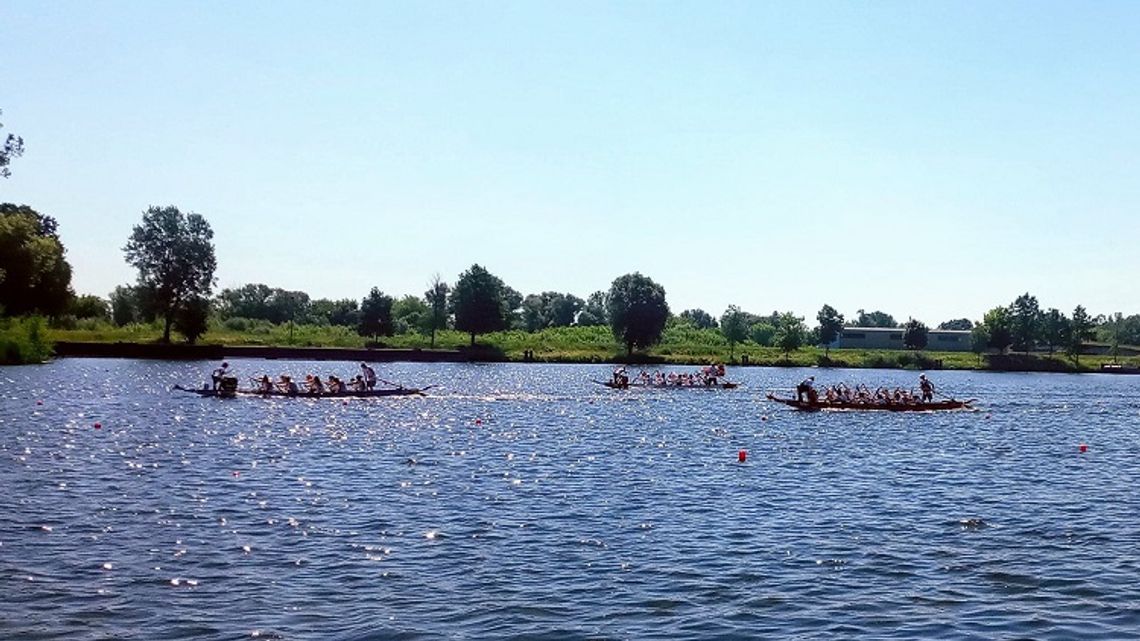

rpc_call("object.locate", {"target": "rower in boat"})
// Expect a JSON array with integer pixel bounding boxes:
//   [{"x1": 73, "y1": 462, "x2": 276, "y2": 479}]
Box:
[
  {"x1": 254, "y1": 374, "x2": 273, "y2": 394},
  {"x1": 350, "y1": 375, "x2": 367, "y2": 391},
  {"x1": 328, "y1": 376, "x2": 348, "y2": 394},
  {"x1": 306, "y1": 375, "x2": 325, "y2": 394},
  {"x1": 276, "y1": 375, "x2": 299, "y2": 394}
]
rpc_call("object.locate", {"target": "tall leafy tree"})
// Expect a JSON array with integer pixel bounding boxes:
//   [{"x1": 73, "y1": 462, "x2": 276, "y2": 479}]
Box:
[
  {"x1": 852, "y1": 309, "x2": 898, "y2": 328},
  {"x1": 983, "y1": 306, "x2": 1013, "y2": 352},
  {"x1": 358, "y1": 287, "x2": 394, "y2": 340},
  {"x1": 503, "y1": 286, "x2": 524, "y2": 329},
  {"x1": 938, "y1": 318, "x2": 974, "y2": 330},
  {"x1": 215, "y1": 283, "x2": 274, "y2": 320},
  {"x1": 109, "y1": 285, "x2": 148, "y2": 326},
  {"x1": 816, "y1": 304, "x2": 844, "y2": 356},
  {"x1": 392, "y1": 295, "x2": 430, "y2": 334},
  {"x1": 0, "y1": 109, "x2": 24, "y2": 179},
  {"x1": 774, "y1": 312, "x2": 807, "y2": 358},
  {"x1": 970, "y1": 324, "x2": 990, "y2": 364},
  {"x1": 123, "y1": 205, "x2": 216, "y2": 343},
  {"x1": 423, "y1": 273, "x2": 450, "y2": 348},
  {"x1": 719, "y1": 305, "x2": 749, "y2": 358},
  {"x1": 451, "y1": 264, "x2": 510, "y2": 346},
  {"x1": 679, "y1": 309, "x2": 718, "y2": 330},
  {"x1": 546, "y1": 293, "x2": 583, "y2": 328},
  {"x1": 520, "y1": 292, "x2": 584, "y2": 332},
  {"x1": 1102, "y1": 312, "x2": 1125, "y2": 362},
  {"x1": 607, "y1": 272, "x2": 670, "y2": 356},
  {"x1": 271, "y1": 290, "x2": 309, "y2": 326},
  {"x1": 1009, "y1": 293, "x2": 1041, "y2": 354},
  {"x1": 1040, "y1": 308, "x2": 1070, "y2": 356},
  {"x1": 1103, "y1": 314, "x2": 1140, "y2": 346},
  {"x1": 215, "y1": 284, "x2": 311, "y2": 324},
  {"x1": 173, "y1": 296, "x2": 211, "y2": 344},
  {"x1": 750, "y1": 322, "x2": 777, "y2": 347},
  {"x1": 0, "y1": 204, "x2": 73, "y2": 316},
  {"x1": 576, "y1": 290, "x2": 609, "y2": 326},
  {"x1": 903, "y1": 318, "x2": 929, "y2": 350},
  {"x1": 308, "y1": 298, "x2": 359, "y2": 326},
  {"x1": 70, "y1": 295, "x2": 110, "y2": 320},
  {"x1": 521, "y1": 294, "x2": 547, "y2": 332},
  {"x1": 1067, "y1": 305, "x2": 1095, "y2": 363}
]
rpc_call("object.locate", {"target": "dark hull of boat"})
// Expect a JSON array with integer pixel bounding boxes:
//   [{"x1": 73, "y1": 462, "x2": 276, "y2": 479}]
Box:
[
  {"x1": 766, "y1": 393, "x2": 973, "y2": 412},
  {"x1": 594, "y1": 380, "x2": 739, "y2": 390},
  {"x1": 174, "y1": 385, "x2": 429, "y2": 398}
]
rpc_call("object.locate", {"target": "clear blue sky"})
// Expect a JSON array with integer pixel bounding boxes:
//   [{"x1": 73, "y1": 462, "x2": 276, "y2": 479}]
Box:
[{"x1": 2, "y1": 1, "x2": 1137, "y2": 325}]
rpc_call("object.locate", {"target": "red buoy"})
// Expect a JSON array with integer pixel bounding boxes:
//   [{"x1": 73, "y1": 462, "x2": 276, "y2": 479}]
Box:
[
  {"x1": 1079, "y1": 444, "x2": 1088, "y2": 453},
  {"x1": 474, "y1": 418, "x2": 482, "y2": 425},
  {"x1": 93, "y1": 422, "x2": 102, "y2": 429},
  {"x1": 738, "y1": 450, "x2": 747, "y2": 463}
]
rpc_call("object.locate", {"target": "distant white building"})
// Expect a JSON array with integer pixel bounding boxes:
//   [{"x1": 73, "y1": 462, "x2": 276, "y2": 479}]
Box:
[{"x1": 831, "y1": 327, "x2": 973, "y2": 352}]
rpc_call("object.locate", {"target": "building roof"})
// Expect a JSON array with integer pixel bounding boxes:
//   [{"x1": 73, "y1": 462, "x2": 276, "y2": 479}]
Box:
[{"x1": 841, "y1": 326, "x2": 970, "y2": 335}]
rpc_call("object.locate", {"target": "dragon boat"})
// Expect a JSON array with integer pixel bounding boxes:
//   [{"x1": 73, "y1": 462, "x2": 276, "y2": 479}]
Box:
[
  {"x1": 174, "y1": 384, "x2": 431, "y2": 399},
  {"x1": 593, "y1": 380, "x2": 739, "y2": 390},
  {"x1": 766, "y1": 393, "x2": 974, "y2": 412}
]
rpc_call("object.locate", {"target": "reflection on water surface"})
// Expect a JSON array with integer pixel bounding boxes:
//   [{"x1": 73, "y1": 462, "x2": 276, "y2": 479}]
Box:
[{"x1": 2, "y1": 359, "x2": 1138, "y2": 639}]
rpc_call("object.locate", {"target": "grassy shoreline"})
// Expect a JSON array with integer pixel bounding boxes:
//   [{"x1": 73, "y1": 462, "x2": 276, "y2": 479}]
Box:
[{"x1": 22, "y1": 321, "x2": 1136, "y2": 372}]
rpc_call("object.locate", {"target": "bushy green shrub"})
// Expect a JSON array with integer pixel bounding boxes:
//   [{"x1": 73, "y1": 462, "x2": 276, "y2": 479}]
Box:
[
  {"x1": 0, "y1": 316, "x2": 53, "y2": 364},
  {"x1": 223, "y1": 317, "x2": 254, "y2": 331}
]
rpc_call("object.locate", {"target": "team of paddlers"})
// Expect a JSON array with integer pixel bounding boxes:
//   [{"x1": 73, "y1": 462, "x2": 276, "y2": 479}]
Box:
[
  {"x1": 208, "y1": 360, "x2": 942, "y2": 405},
  {"x1": 795, "y1": 373, "x2": 938, "y2": 406},
  {"x1": 610, "y1": 364, "x2": 728, "y2": 388},
  {"x1": 211, "y1": 361, "x2": 385, "y2": 395}
]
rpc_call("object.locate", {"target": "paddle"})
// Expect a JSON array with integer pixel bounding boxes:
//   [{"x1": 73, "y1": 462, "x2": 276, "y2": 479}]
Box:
[{"x1": 378, "y1": 377, "x2": 405, "y2": 389}]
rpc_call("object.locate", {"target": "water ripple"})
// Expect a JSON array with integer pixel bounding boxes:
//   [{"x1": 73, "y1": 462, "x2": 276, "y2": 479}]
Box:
[{"x1": 2, "y1": 361, "x2": 1140, "y2": 639}]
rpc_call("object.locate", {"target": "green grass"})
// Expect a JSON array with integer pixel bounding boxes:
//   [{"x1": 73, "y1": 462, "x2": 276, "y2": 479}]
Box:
[{"x1": 40, "y1": 319, "x2": 1140, "y2": 372}]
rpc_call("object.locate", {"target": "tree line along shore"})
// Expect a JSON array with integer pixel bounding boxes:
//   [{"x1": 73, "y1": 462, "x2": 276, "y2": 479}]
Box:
[{"x1": 3, "y1": 201, "x2": 1140, "y2": 370}]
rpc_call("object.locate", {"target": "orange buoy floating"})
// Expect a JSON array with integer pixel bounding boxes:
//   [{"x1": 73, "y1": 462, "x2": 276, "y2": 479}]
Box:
[
  {"x1": 1079, "y1": 444, "x2": 1088, "y2": 453},
  {"x1": 738, "y1": 450, "x2": 747, "y2": 463}
]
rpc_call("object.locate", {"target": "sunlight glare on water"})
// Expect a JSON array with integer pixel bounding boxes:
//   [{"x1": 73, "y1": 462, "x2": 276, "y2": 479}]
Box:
[{"x1": 1, "y1": 359, "x2": 1139, "y2": 639}]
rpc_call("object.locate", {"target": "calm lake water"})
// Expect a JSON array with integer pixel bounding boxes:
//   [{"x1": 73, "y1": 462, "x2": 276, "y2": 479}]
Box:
[{"x1": 2, "y1": 359, "x2": 1139, "y2": 640}]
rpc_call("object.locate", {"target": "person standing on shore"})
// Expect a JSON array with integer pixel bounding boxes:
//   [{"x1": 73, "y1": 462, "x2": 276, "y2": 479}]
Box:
[{"x1": 361, "y1": 363, "x2": 377, "y2": 390}]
